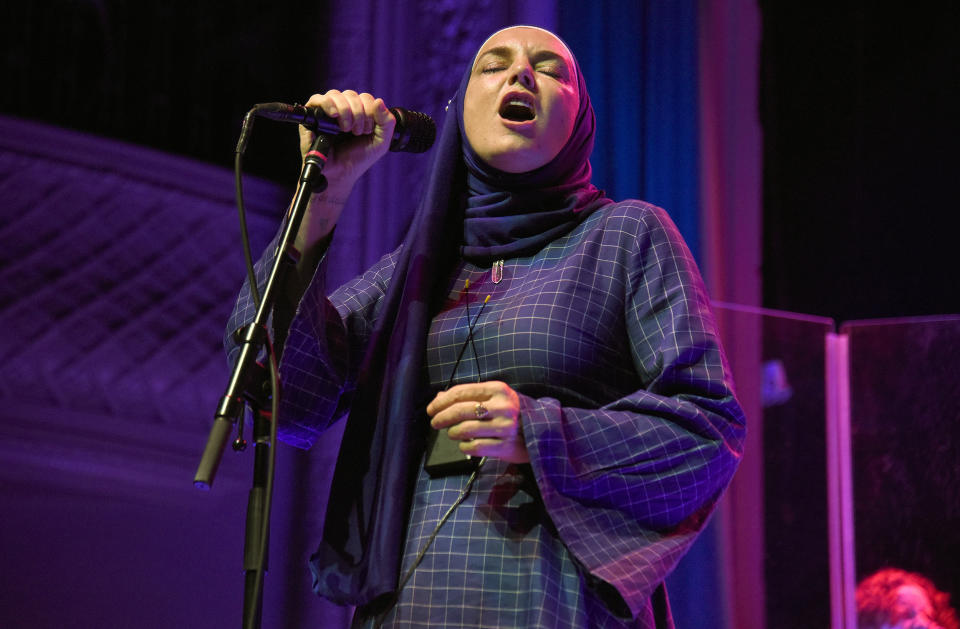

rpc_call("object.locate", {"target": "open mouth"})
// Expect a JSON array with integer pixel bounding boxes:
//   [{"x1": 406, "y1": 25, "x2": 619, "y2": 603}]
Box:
[{"x1": 499, "y1": 94, "x2": 536, "y2": 122}]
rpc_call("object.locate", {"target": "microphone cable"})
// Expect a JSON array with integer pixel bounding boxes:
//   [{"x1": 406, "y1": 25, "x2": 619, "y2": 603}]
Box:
[{"x1": 374, "y1": 279, "x2": 491, "y2": 627}]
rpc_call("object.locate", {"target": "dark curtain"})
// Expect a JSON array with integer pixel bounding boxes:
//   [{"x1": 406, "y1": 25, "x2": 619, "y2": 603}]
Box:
[
  {"x1": 759, "y1": 4, "x2": 960, "y2": 322},
  {"x1": 0, "y1": 1, "x2": 329, "y2": 186}
]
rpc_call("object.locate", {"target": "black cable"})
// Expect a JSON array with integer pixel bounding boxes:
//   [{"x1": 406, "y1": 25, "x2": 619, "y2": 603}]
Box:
[
  {"x1": 235, "y1": 111, "x2": 262, "y2": 309},
  {"x1": 464, "y1": 279, "x2": 483, "y2": 378},
  {"x1": 374, "y1": 457, "x2": 486, "y2": 629},
  {"x1": 234, "y1": 109, "x2": 278, "y2": 627},
  {"x1": 374, "y1": 281, "x2": 491, "y2": 627},
  {"x1": 443, "y1": 291, "x2": 490, "y2": 391}
]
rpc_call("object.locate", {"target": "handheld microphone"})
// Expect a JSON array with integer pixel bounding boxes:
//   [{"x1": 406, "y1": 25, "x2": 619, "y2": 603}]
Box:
[{"x1": 254, "y1": 102, "x2": 436, "y2": 153}]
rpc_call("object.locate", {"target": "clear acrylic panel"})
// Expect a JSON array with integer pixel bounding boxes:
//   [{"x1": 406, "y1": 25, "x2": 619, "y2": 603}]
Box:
[
  {"x1": 842, "y1": 316, "x2": 960, "y2": 615},
  {"x1": 712, "y1": 304, "x2": 836, "y2": 629}
]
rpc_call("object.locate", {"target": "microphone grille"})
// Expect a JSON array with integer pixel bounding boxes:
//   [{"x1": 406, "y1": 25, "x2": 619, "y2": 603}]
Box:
[{"x1": 389, "y1": 108, "x2": 437, "y2": 153}]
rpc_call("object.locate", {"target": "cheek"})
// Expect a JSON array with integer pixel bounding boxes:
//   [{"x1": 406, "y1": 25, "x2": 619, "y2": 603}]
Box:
[
  {"x1": 560, "y1": 93, "x2": 579, "y2": 136},
  {"x1": 462, "y1": 82, "x2": 491, "y2": 149},
  {"x1": 463, "y1": 104, "x2": 478, "y2": 144},
  {"x1": 547, "y1": 96, "x2": 578, "y2": 151}
]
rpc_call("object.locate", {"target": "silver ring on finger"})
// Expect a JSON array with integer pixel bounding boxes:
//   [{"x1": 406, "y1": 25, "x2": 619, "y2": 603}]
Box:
[{"x1": 474, "y1": 403, "x2": 488, "y2": 419}]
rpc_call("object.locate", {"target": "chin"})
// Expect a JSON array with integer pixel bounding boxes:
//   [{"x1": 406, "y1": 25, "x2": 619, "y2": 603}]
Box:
[{"x1": 484, "y1": 142, "x2": 548, "y2": 173}]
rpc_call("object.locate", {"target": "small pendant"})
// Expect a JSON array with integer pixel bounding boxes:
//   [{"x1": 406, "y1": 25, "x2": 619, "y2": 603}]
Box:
[{"x1": 491, "y1": 259, "x2": 504, "y2": 284}]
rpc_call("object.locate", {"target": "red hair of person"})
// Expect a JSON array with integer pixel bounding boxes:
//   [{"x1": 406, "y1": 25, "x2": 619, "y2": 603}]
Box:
[{"x1": 856, "y1": 567, "x2": 959, "y2": 629}]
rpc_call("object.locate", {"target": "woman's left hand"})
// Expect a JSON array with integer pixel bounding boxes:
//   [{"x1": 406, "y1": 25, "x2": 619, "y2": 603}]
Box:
[{"x1": 427, "y1": 381, "x2": 530, "y2": 464}]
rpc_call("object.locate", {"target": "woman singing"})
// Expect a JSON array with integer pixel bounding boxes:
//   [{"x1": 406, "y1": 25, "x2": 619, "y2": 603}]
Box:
[{"x1": 227, "y1": 25, "x2": 746, "y2": 628}]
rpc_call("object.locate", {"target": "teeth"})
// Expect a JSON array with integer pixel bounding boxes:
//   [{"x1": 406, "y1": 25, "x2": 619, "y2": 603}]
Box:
[
  {"x1": 507, "y1": 100, "x2": 533, "y2": 111},
  {"x1": 500, "y1": 96, "x2": 536, "y2": 121}
]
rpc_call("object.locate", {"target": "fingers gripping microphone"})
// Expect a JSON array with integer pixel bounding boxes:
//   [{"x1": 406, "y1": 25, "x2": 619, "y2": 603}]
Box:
[{"x1": 255, "y1": 102, "x2": 436, "y2": 153}]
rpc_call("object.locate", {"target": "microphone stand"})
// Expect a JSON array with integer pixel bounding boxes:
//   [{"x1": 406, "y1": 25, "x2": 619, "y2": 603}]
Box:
[{"x1": 194, "y1": 132, "x2": 333, "y2": 629}]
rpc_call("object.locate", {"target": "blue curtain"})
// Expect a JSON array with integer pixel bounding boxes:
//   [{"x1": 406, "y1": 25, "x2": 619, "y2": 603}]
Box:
[{"x1": 558, "y1": 1, "x2": 701, "y2": 263}]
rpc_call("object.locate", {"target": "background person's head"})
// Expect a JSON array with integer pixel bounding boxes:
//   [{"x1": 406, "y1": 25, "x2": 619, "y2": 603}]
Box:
[{"x1": 857, "y1": 568, "x2": 959, "y2": 629}]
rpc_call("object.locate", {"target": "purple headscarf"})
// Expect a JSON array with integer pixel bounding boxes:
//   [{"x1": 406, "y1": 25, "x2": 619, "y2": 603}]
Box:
[{"x1": 310, "y1": 26, "x2": 610, "y2": 607}]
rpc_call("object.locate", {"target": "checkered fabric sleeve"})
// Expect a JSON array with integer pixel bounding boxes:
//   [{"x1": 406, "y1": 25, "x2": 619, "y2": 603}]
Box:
[
  {"x1": 224, "y1": 233, "x2": 400, "y2": 449},
  {"x1": 515, "y1": 201, "x2": 746, "y2": 617}
]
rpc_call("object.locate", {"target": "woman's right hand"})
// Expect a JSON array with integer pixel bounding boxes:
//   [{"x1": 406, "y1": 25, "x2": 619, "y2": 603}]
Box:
[
  {"x1": 293, "y1": 90, "x2": 396, "y2": 253},
  {"x1": 298, "y1": 89, "x2": 396, "y2": 192}
]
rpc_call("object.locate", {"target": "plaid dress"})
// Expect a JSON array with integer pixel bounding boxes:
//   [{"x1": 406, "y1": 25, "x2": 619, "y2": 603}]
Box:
[{"x1": 227, "y1": 200, "x2": 745, "y2": 628}]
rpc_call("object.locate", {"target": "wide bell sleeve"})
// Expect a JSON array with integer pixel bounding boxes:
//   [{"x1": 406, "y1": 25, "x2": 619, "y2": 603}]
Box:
[
  {"x1": 518, "y1": 204, "x2": 746, "y2": 619},
  {"x1": 223, "y1": 235, "x2": 400, "y2": 449}
]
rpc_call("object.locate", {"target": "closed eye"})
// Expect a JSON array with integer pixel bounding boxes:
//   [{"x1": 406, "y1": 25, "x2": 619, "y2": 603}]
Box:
[{"x1": 535, "y1": 63, "x2": 568, "y2": 80}]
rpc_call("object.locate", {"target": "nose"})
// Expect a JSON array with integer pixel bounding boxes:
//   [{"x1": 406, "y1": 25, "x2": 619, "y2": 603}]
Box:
[{"x1": 509, "y1": 60, "x2": 536, "y2": 90}]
